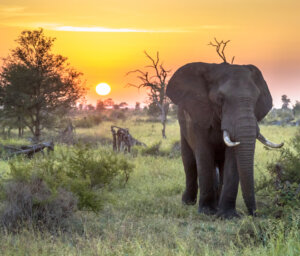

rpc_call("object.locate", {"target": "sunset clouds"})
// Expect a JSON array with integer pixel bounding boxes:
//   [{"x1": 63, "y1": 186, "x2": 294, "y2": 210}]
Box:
[{"x1": 0, "y1": 0, "x2": 300, "y2": 107}]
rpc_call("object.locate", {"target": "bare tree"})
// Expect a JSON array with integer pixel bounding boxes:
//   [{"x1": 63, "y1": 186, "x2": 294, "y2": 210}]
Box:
[
  {"x1": 208, "y1": 38, "x2": 235, "y2": 64},
  {"x1": 127, "y1": 51, "x2": 171, "y2": 138}
]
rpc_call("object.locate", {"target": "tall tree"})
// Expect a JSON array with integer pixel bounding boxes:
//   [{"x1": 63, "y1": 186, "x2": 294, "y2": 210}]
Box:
[
  {"x1": 281, "y1": 95, "x2": 291, "y2": 109},
  {"x1": 0, "y1": 29, "x2": 86, "y2": 141},
  {"x1": 103, "y1": 98, "x2": 114, "y2": 108},
  {"x1": 127, "y1": 51, "x2": 171, "y2": 138},
  {"x1": 293, "y1": 100, "x2": 300, "y2": 116},
  {"x1": 96, "y1": 100, "x2": 105, "y2": 111}
]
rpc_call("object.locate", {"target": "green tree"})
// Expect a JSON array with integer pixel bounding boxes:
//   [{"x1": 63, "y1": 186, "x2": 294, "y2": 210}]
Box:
[{"x1": 0, "y1": 29, "x2": 86, "y2": 141}]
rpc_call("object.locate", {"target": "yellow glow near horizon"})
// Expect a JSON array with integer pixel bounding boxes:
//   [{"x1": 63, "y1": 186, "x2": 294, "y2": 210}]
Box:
[
  {"x1": 96, "y1": 83, "x2": 111, "y2": 96},
  {"x1": 0, "y1": 0, "x2": 300, "y2": 107}
]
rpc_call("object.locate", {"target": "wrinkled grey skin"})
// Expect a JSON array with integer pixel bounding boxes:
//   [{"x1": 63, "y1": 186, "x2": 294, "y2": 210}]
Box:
[{"x1": 166, "y1": 62, "x2": 273, "y2": 218}]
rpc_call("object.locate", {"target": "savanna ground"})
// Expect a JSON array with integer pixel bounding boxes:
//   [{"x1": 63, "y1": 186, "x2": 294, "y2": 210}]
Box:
[{"x1": 0, "y1": 112, "x2": 299, "y2": 256}]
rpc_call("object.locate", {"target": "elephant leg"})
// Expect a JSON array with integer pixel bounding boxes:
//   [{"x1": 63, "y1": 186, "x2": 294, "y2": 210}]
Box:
[
  {"x1": 181, "y1": 134, "x2": 198, "y2": 205},
  {"x1": 217, "y1": 147, "x2": 240, "y2": 219},
  {"x1": 196, "y1": 147, "x2": 218, "y2": 215}
]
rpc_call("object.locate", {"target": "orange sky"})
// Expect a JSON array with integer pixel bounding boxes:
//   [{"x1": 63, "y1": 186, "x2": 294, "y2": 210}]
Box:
[{"x1": 0, "y1": 0, "x2": 300, "y2": 107}]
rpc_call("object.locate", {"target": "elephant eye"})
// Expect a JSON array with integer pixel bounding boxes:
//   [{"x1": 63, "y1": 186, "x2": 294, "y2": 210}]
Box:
[{"x1": 216, "y1": 94, "x2": 224, "y2": 105}]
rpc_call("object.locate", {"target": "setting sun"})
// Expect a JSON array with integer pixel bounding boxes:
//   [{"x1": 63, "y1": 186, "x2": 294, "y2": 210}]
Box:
[{"x1": 96, "y1": 83, "x2": 111, "y2": 96}]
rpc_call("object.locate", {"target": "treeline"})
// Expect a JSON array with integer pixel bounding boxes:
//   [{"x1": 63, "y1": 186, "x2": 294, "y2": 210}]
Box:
[{"x1": 262, "y1": 95, "x2": 300, "y2": 126}]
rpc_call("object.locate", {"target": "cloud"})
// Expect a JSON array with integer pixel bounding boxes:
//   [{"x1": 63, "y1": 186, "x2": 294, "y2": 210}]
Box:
[
  {"x1": 0, "y1": 5, "x2": 47, "y2": 19},
  {"x1": 54, "y1": 25, "x2": 234, "y2": 33},
  {"x1": 1, "y1": 6, "x2": 25, "y2": 13},
  {"x1": 54, "y1": 26, "x2": 185, "y2": 33}
]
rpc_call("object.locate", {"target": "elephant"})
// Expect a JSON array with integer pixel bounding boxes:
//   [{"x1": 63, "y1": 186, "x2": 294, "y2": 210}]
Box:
[{"x1": 166, "y1": 62, "x2": 283, "y2": 218}]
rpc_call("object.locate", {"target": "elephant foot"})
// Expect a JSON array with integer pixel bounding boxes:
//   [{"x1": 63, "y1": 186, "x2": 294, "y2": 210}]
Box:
[
  {"x1": 216, "y1": 209, "x2": 240, "y2": 219},
  {"x1": 198, "y1": 206, "x2": 217, "y2": 215},
  {"x1": 182, "y1": 191, "x2": 197, "y2": 205}
]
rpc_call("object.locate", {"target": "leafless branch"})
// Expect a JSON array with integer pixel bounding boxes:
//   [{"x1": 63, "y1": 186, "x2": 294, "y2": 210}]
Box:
[
  {"x1": 208, "y1": 38, "x2": 233, "y2": 63},
  {"x1": 126, "y1": 51, "x2": 171, "y2": 138},
  {"x1": 231, "y1": 56, "x2": 235, "y2": 64}
]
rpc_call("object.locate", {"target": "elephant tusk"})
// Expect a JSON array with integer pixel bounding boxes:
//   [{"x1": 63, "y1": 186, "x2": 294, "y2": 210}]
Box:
[
  {"x1": 223, "y1": 130, "x2": 240, "y2": 147},
  {"x1": 257, "y1": 133, "x2": 284, "y2": 148}
]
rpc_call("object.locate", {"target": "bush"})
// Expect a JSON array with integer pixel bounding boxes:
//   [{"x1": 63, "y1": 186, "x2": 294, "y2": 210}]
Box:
[
  {"x1": 109, "y1": 110, "x2": 126, "y2": 121},
  {"x1": 66, "y1": 144, "x2": 134, "y2": 209},
  {"x1": 74, "y1": 115, "x2": 102, "y2": 128},
  {"x1": 0, "y1": 145, "x2": 134, "y2": 231},
  {"x1": 0, "y1": 178, "x2": 77, "y2": 232},
  {"x1": 138, "y1": 140, "x2": 181, "y2": 158},
  {"x1": 256, "y1": 128, "x2": 300, "y2": 217},
  {"x1": 140, "y1": 141, "x2": 163, "y2": 156}
]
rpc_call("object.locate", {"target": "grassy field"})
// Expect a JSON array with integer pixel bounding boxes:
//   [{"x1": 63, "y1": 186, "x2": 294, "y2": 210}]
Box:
[{"x1": 0, "y1": 115, "x2": 299, "y2": 256}]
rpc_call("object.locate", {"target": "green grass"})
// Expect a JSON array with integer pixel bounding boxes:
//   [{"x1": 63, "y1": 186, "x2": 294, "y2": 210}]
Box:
[{"x1": 0, "y1": 116, "x2": 299, "y2": 256}]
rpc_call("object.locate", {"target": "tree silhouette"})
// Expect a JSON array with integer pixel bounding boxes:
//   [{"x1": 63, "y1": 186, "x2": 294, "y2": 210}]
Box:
[
  {"x1": 281, "y1": 95, "x2": 291, "y2": 109},
  {"x1": 208, "y1": 38, "x2": 235, "y2": 64},
  {"x1": 127, "y1": 51, "x2": 171, "y2": 138}
]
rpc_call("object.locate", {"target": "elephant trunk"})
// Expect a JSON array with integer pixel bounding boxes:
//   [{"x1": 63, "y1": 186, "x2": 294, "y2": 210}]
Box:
[{"x1": 235, "y1": 113, "x2": 257, "y2": 215}]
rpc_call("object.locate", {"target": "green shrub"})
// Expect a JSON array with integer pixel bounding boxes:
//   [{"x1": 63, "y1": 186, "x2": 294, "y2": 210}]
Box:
[
  {"x1": 138, "y1": 140, "x2": 181, "y2": 158},
  {"x1": 66, "y1": 144, "x2": 134, "y2": 209},
  {"x1": 256, "y1": 128, "x2": 300, "y2": 216},
  {"x1": 0, "y1": 145, "x2": 134, "y2": 231},
  {"x1": 140, "y1": 141, "x2": 163, "y2": 156},
  {"x1": 74, "y1": 115, "x2": 102, "y2": 128}
]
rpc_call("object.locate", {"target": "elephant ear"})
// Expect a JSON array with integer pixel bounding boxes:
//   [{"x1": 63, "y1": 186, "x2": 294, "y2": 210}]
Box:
[
  {"x1": 166, "y1": 63, "x2": 214, "y2": 128},
  {"x1": 247, "y1": 65, "x2": 273, "y2": 121}
]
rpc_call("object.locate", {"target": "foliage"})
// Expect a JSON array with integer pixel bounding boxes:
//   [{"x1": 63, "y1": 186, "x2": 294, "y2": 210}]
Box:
[
  {"x1": 74, "y1": 115, "x2": 102, "y2": 128},
  {"x1": 293, "y1": 100, "x2": 300, "y2": 117},
  {"x1": 140, "y1": 141, "x2": 163, "y2": 156},
  {"x1": 147, "y1": 102, "x2": 161, "y2": 117},
  {"x1": 109, "y1": 109, "x2": 126, "y2": 120},
  {"x1": 67, "y1": 144, "x2": 134, "y2": 190},
  {"x1": 0, "y1": 29, "x2": 86, "y2": 141},
  {"x1": 0, "y1": 119, "x2": 298, "y2": 255},
  {"x1": 0, "y1": 178, "x2": 77, "y2": 232},
  {"x1": 138, "y1": 140, "x2": 180, "y2": 158},
  {"x1": 256, "y1": 128, "x2": 300, "y2": 216},
  {"x1": 0, "y1": 145, "x2": 134, "y2": 231},
  {"x1": 281, "y1": 94, "x2": 291, "y2": 109},
  {"x1": 261, "y1": 108, "x2": 295, "y2": 125}
]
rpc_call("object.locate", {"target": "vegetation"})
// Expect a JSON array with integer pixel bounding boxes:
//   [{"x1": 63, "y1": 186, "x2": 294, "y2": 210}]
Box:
[
  {"x1": 256, "y1": 128, "x2": 300, "y2": 217},
  {"x1": 0, "y1": 144, "x2": 134, "y2": 231},
  {"x1": 0, "y1": 29, "x2": 86, "y2": 141},
  {"x1": 0, "y1": 113, "x2": 298, "y2": 255}
]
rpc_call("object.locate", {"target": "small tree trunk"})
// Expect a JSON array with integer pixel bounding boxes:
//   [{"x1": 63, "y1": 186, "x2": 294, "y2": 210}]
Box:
[
  {"x1": 161, "y1": 106, "x2": 167, "y2": 139},
  {"x1": 34, "y1": 113, "x2": 41, "y2": 142},
  {"x1": 162, "y1": 120, "x2": 166, "y2": 139}
]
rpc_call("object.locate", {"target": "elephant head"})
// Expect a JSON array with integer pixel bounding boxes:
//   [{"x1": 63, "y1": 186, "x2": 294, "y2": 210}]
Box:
[{"x1": 166, "y1": 62, "x2": 283, "y2": 215}]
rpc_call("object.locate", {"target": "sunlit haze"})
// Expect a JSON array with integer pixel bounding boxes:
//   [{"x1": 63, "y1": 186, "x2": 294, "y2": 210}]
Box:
[{"x1": 1, "y1": 0, "x2": 300, "y2": 107}]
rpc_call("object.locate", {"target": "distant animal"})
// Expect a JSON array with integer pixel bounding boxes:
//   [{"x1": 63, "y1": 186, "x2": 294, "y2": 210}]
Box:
[
  {"x1": 166, "y1": 62, "x2": 283, "y2": 218},
  {"x1": 111, "y1": 126, "x2": 146, "y2": 153}
]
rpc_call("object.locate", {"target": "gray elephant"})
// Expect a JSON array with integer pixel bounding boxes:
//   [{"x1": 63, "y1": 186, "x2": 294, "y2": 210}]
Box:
[{"x1": 166, "y1": 62, "x2": 283, "y2": 218}]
